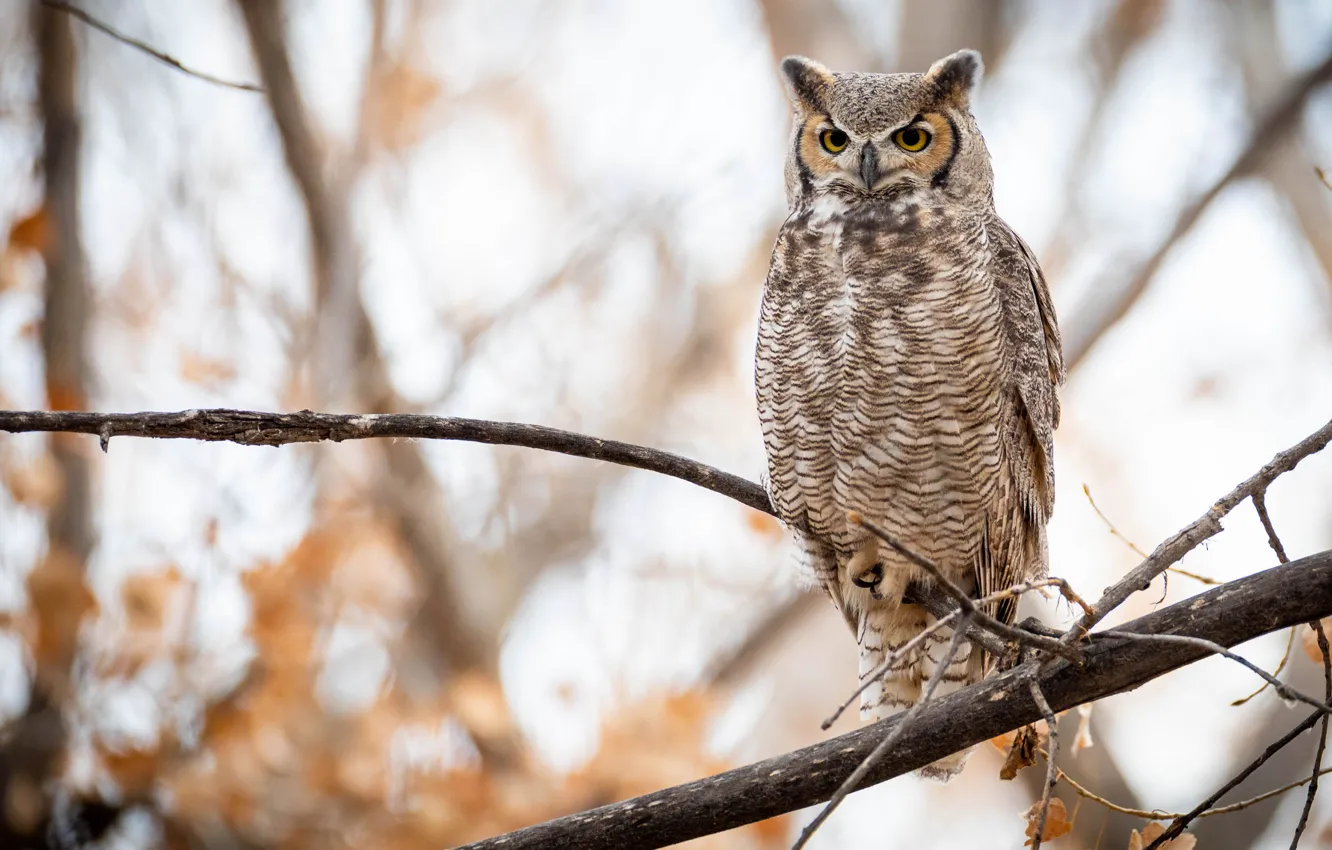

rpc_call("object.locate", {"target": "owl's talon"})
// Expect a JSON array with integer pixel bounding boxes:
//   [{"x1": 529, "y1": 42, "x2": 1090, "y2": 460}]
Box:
[{"x1": 851, "y1": 562, "x2": 884, "y2": 597}]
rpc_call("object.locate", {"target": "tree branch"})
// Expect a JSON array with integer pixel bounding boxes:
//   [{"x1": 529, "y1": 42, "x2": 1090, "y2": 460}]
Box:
[
  {"x1": 1062, "y1": 51, "x2": 1332, "y2": 369},
  {"x1": 40, "y1": 0, "x2": 262, "y2": 92},
  {"x1": 455, "y1": 549, "x2": 1332, "y2": 850},
  {"x1": 1067, "y1": 416, "x2": 1332, "y2": 639},
  {"x1": 0, "y1": 407, "x2": 775, "y2": 514}
]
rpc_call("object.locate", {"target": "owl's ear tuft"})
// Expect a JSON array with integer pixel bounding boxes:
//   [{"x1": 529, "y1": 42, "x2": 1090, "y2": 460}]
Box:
[
  {"x1": 925, "y1": 49, "x2": 983, "y2": 107},
  {"x1": 780, "y1": 55, "x2": 834, "y2": 112}
]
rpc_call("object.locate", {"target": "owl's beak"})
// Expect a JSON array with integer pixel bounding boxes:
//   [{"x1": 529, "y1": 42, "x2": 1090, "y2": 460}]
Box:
[{"x1": 859, "y1": 144, "x2": 881, "y2": 191}]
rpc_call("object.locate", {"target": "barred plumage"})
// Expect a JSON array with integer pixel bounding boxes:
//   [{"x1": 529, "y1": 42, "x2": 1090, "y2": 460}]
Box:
[{"x1": 755, "y1": 50, "x2": 1064, "y2": 781}]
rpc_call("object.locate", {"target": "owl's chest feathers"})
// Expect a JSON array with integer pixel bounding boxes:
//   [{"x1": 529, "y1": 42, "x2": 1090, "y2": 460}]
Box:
[
  {"x1": 759, "y1": 202, "x2": 1008, "y2": 547},
  {"x1": 793, "y1": 204, "x2": 1001, "y2": 378}
]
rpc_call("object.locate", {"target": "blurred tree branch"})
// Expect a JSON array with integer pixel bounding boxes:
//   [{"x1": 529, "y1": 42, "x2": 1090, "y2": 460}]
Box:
[
  {"x1": 1063, "y1": 49, "x2": 1332, "y2": 369},
  {"x1": 39, "y1": 0, "x2": 262, "y2": 92},
  {"x1": 459, "y1": 550, "x2": 1332, "y2": 850},
  {"x1": 757, "y1": 0, "x2": 879, "y2": 71},
  {"x1": 1234, "y1": 0, "x2": 1332, "y2": 319},
  {"x1": 1040, "y1": 0, "x2": 1164, "y2": 284},
  {"x1": 895, "y1": 0, "x2": 1010, "y2": 75},
  {"x1": 237, "y1": 0, "x2": 489, "y2": 675},
  {"x1": 37, "y1": 0, "x2": 91, "y2": 562},
  {"x1": 0, "y1": 7, "x2": 113, "y2": 847}
]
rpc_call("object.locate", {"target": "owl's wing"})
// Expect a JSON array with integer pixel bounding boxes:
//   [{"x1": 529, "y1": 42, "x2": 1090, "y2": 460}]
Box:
[{"x1": 984, "y1": 217, "x2": 1066, "y2": 612}]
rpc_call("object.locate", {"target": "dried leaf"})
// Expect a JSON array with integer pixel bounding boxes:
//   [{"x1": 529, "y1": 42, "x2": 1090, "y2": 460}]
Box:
[
  {"x1": 5, "y1": 206, "x2": 51, "y2": 256},
  {"x1": 3, "y1": 771, "x2": 45, "y2": 834},
  {"x1": 1072, "y1": 703, "x2": 1095, "y2": 755},
  {"x1": 1128, "y1": 822, "x2": 1196, "y2": 850},
  {"x1": 1023, "y1": 797, "x2": 1073, "y2": 846},
  {"x1": 100, "y1": 745, "x2": 164, "y2": 797},
  {"x1": 1000, "y1": 724, "x2": 1039, "y2": 780},
  {"x1": 2, "y1": 451, "x2": 62, "y2": 509},
  {"x1": 1303, "y1": 619, "x2": 1332, "y2": 663},
  {"x1": 745, "y1": 510, "x2": 784, "y2": 539},
  {"x1": 367, "y1": 60, "x2": 442, "y2": 152},
  {"x1": 121, "y1": 567, "x2": 186, "y2": 634},
  {"x1": 27, "y1": 546, "x2": 96, "y2": 685},
  {"x1": 44, "y1": 378, "x2": 84, "y2": 412},
  {"x1": 179, "y1": 353, "x2": 237, "y2": 387}
]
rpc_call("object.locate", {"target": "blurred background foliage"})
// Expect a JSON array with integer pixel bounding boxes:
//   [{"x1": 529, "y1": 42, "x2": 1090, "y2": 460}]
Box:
[{"x1": 1, "y1": 0, "x2": 1332, "y2": 847}]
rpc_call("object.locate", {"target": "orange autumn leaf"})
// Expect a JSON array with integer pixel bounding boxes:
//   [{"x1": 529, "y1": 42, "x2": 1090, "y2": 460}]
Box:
[
  {"x1": 745, "y1": 510, "x2": 784, "y2": 539},
  {"x1": 100, "y1": 744, "x2": 164, "y2": 797},
  {"x1": 368, "y1": 60, "x2": 442, "y2": 153},
  {"x1": 6, "y1": 206, "x2": 52, "y2": 256},
  {"x1": 179, "y1": 353, "x2": 237, "y2": 387},
  {"x1": 1023, "y1": 797, "x2": 1072, "y2": 846},
  {"x1": 1127, "y1": 822, "x2": 1196, "y2": 850},
  {"x1": 1303, "y1": 619, "x2": 1332, "y2": 663},
  {"x1": 2, "y1": 451, "x2": 62, "y2": 509},
  {"x1": 27, "y1": 546, "x2": 96, "y2": 683},
  {"x1": 45, "y1": 378, "x2": 84, "y2": 412},
  {"x1": 121, "y1": 567, "x2": 187, "y2": 634}
]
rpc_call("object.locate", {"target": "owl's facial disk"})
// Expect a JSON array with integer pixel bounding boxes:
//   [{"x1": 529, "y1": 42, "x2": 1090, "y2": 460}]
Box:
[
  {"x1": 800, "y1": 113, "x2": 956, "y2": 194},
  {"x1": 779, "y1": 50, "x2": 983, "y2": 202}
]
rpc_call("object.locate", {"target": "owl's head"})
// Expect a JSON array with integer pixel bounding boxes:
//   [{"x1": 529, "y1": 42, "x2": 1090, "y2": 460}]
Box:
[{"x1": 778, "y1": 50, "x2": 992, "y2": 209}]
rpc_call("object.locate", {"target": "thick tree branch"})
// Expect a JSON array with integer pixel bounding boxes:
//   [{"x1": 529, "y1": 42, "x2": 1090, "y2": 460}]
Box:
[{"x1": 456, "y1": 549, "x2": 1332, "y2": 849}]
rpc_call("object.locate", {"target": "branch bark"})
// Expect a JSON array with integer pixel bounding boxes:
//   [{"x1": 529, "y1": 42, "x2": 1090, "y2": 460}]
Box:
[
  {"x1": 457, "y1": 549, "x2": 1332, "y2": 849},
  {"x1": 0, "y1": 407, "x2": 775, "y2": 514}
]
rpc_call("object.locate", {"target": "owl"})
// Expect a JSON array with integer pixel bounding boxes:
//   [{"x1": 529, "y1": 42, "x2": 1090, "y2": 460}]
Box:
[{"x1": 754, "y1": 50, "x2": 1065, "y2": 780}]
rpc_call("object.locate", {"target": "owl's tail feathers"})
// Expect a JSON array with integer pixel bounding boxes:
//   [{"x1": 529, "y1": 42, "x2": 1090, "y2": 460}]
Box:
[{"x1": 855, "y1": 605, "x2": 983, "y2": 782}]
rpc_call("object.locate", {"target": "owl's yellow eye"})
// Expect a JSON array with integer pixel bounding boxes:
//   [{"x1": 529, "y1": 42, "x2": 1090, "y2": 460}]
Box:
[
  {"x1": 820, "y1": 129, "x2": 849, "y2": 154},
  {"x1": 893, "y1": 127, "x2": 931, "y2": 152}
]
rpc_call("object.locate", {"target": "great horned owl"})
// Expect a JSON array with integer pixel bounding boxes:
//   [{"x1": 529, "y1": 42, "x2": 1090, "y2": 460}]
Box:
[{"x1": 754, "y1": 50, "x2": 1064, "y2": 779}]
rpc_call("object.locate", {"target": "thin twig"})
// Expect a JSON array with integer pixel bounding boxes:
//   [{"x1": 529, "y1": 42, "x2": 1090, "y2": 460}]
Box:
[
  {"x1": 40, "y1": 0, "x2": 262, "y2": 92},
  {"x1": 822, "y1": 609, "x2": 960, "y2": 730},
  {"x1": 1291, "y1": 621, "x2": 1330, "y2": 848},
  {"x1": 849, "y1": 512, "x2": 1084, "y2": 664},
  {"x1": 1028, "y1": 676, "x2": 1060, "y2": 850},
  {"x1": 1097, "y1": 631, "x2": 1332, "y2": 718},
  {"x1": 826, "y1": 577, "x2": 1090, "y2": 730},
  {"x1": 1083, "y1": 483, "x2": 1219, "y2": 585},
  {"x1": 1253, "y1": 489, "x2": 1291, "y2": 564},
  {"x1": 1084, "y1": 483, "x2": 1151, "y2": 559},
  {"x1": 791, "y1": 615, "x2": 971, "y2": 850},
  {"x1": 1068, "y1": 417, "x2": 1332, "y2": 642},
  {"x1": 1232, "y1": 626, "x2": 1296, "y2": 706},
  {"x1": 1055, "y1": 757, "x2": 1332, "y2": 819},
  {"x1": 1145, "y1": 711, "x2": 1324, "y2": 849}
]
